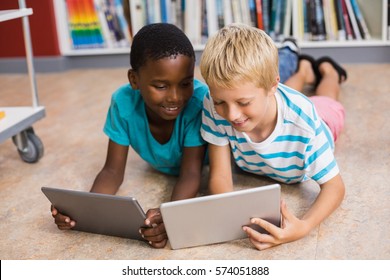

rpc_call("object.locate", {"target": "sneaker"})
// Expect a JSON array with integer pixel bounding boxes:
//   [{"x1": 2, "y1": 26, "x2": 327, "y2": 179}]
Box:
[{"x1": 281, "y1": 37, "x2": 300, "y2": 54}]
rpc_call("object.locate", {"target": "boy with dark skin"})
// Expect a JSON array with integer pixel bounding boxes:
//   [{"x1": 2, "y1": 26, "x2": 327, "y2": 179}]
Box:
[{"x1": 51, "y1": 23, "x2": 208, "y2": 248}]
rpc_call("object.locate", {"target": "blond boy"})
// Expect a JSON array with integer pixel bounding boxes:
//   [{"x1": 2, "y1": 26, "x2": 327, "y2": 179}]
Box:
[{"x1": 200, "y1": 24, "x2": 346, "y2": 250}]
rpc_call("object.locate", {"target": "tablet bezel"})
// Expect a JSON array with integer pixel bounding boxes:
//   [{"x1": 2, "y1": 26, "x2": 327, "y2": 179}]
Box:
[
  {"x1": 160, "y1": 184, "x2": 281, "y2": 249},
  {"x1": 41, "y1": 186, "x2": 146, "y2": 240}
]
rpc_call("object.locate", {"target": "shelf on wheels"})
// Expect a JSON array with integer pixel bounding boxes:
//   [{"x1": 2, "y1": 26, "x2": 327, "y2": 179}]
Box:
[{"x1": 0, "y1": 1, "x2": 46, "y2": 163}]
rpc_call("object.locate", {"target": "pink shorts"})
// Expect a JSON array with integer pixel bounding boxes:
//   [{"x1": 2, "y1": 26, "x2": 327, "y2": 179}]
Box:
[{"x1": 309, "y1": 96, "x2": 345, "y2": 142}]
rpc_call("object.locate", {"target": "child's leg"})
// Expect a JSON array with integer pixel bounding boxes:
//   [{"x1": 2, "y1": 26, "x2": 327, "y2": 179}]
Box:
[
  {"x1": 283, "y1": 59, "x2": 316, "y2": 92},
  {"x1": 314, "y1": 61, "x2": 341, "y2": 100},
  {"x1": 278, "y1": 39, "x2": 299, "y2": 83},
  {"x1": 278, "y1": 47, "x2": 298, "y2": 84},
  {"x1": 309, "y1": 59, "x2": 347, "y2": 142}
]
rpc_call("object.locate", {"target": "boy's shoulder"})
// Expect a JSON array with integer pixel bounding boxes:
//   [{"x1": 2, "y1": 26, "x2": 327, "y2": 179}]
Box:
[
  {"x1": 112, "y1": 83, "x2": 138, "y2": 99},
  {"x1": 277, "y1": 84, "x2": 319, "y2": 134},
  {"x1": 192, "y1": 79, "x2": 209, "y2": 100},
  {"x1": 111, "y1": 84, "x2": 142, "y2": 106},
  {"x1": 185, "y1": 79, "x2": 209, "y2": 108}
]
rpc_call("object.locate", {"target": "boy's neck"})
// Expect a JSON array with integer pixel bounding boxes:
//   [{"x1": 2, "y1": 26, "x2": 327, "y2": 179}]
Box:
[{"x1": 246, "y1": 94, "x2": 278, "y2": 143}]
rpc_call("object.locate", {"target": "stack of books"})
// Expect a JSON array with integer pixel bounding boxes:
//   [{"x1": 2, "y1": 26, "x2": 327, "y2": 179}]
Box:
[{"x1": 64, "y1": 0, "x2": 131, "y2": 49}]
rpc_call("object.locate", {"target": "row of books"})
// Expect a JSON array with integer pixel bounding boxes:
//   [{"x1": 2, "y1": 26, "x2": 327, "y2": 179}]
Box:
[
  {"x1": 64, "y1": 0, "x2": 131, "y2": 49},
  {"x1": 63, "y1": 0, "x2": 374, "y2": 50},
  {"x1": 129, "y1": 0, "x2": 294, "y2": 44},
  {"x1": 298, "y1": 0, "x2": 371, "y2": 42}
]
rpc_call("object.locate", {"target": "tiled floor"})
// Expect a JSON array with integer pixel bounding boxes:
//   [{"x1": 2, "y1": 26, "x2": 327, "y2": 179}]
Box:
[{"x1": 0, "y1": 64, "x2": 389, "y2": 259}]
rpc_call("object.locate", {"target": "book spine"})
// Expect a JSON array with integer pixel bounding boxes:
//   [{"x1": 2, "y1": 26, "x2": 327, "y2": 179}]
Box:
[
  {"x1": 206, "y1": 0, "x2": 219, "y2": 38},
  {"x1": 344, "y1": 0, "x2": 362, "y2": 40},
  {"x1": 309, "y1": 0, "x2": 326, "y2": 41},
  {"x1": 303, "y1": 0, "x2": 311, "y2": 40},
  {"x1": 340, "y1": 0, "x2": 353, "y2": 40},
  {"x1": 349, "y1": 0, "x2": 371, "y2": 39},
  {"x1": 261, "y1": 0, "x2": 271, "y2": 34},
  {"x1": 223, "y1": 0, "x2": 233, "y2": 26},
  {"x1": 129, "y1": 0, "x2": 147, "y2": 36},
  {"x1": 283, "y1": 0, "x2": 292, "y2": 39},
  {"x1": 255, "y1": 0, "x2": 263, "y2": 30},
  {"x1": 334, "y1": 0, "x2": 346, "y2": 40}
]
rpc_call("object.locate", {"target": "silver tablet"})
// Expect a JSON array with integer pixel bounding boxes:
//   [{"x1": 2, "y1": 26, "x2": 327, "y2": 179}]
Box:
[
  {"x1": 41, "y1": 186, "x2": 146, "y2": 240},
  {"x1": 160, "y1": 184, "x2": 281, "y2": 249}
]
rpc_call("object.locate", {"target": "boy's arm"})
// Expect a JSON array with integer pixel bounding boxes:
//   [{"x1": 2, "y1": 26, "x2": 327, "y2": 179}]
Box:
[
  {"x1": 170, "y1": 145, "x2": 206, "y2": 201},
  {"x1": 208, "y1": 143, "x2": 234, "y2": 194},
  {"x1": 243, "y1": 174, "x2": 345, "y2": 250},
  {"x1": 300, "y1": 173, "x2": 345, "y2": 231},
  {"x1": 90, "y1": 139, "x2": 129, "y2": 194},
  {"x1": 51, "y1": 139, "x2": 129, "y2": 229},
  {"x1": 142, "y1": 145, "x2": 206, "y2": 249}
]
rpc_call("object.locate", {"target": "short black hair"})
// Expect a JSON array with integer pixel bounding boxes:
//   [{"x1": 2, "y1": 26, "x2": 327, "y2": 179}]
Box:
[{"x1": 130, "y1": 23, "x2": 195, "y2": 71}]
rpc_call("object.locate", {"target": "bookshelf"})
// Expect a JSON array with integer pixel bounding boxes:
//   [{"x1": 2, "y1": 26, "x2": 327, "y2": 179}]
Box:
[{"x1": 52, "y1": 0, "x2": 390, "y2": 57}]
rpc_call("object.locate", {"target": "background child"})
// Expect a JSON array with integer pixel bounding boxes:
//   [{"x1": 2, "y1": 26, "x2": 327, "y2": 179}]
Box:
[
  {"x1": 200, "y1": 23, "x2": 346, "y2": 250},
  {"x1": 51, "y1": 23, "x2": 209, "y2": 248}
]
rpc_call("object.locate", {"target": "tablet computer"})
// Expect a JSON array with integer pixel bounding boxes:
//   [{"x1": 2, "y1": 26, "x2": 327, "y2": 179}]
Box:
[
  {"x1": 41, "y1": 186, "x2": 146, "y2": 240},
  {"x1": 160, "y1": 184, "x2": 281, "y2": 249}
]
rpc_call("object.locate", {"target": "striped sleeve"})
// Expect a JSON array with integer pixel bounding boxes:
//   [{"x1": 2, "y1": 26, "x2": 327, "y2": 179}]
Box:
[
  {"x1": 200, "y1": 92, "x2": 230, "y2": 146},
  {"x1": 304, "y1": 119, "x2": 339, "y2": 184}
]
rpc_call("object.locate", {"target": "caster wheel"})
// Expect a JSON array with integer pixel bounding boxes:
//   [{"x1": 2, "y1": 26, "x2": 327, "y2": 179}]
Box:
[{"x1": 12, "y1": 128, "x2": 44, "y2": 163}]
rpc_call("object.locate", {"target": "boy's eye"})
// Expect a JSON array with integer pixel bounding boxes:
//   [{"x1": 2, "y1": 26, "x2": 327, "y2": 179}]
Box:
[
  {"x1": 154, "y1": 85, "x2": 167, "y2": 90},
  {"x1": 238, "y1": 102, "x2": 250, "y2": 106},
  {"x1": 181, "y1": 80, "x2": 194, "y2": 87}
]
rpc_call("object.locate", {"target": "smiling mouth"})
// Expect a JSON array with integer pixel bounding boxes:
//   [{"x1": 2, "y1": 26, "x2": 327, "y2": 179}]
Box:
[
  {"x1": 232, "y1": 118, "x2": 248, "y2": 126},
  {"x1": 162, "y1": 106, "x2": 180, "y2": 111}
]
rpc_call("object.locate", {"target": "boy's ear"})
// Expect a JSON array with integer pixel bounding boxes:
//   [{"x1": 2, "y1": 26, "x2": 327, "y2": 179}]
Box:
[
  {"x1": 269, "y1": 76, "x2": 280, "y2": 95},
  {"x1": 128, "y1": 69, "x2": 139, "y2": 89}
]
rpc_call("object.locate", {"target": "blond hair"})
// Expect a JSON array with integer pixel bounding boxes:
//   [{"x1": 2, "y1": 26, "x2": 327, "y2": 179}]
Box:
[{"x1": 200, "y1": 23, "x2": 279, "y2": 91}]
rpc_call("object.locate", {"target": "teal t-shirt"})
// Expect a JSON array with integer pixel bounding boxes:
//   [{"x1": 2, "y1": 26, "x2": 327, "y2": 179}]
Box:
[{"x1": 103, "y1": 79, "x2": 209, "y2": 176}]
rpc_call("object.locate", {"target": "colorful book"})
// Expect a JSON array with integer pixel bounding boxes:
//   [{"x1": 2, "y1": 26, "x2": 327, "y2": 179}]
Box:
[
  {"x1": 344, "y1": 0, "x2": 362, "y2": 40},
  {"x1": 261, "y1": 0, "x2": 271, "y2": 34},
  {"x1": 129, "y1": 0, "x2": 147, "y2": 36},
  {"x1": 309, "y1": 0, "x2": 327, "y2": 41},
  {"x1": 255, "y1": 0, "x2": 264, "y2": 30},
  {"x1": 334, "y1": 0, "x2": 346, "y2": 40},
  {"x1": 302, "y1": 0, "x2": 311, "y2": 40},
  {"x1": 216, "y1": 0, "x2": 224, "y2": 29},
  {"x1": 248, "y1": 0, "x2": 258, "y2": 27},
  {"x1": 66, "y1": 0, "x2": 105, "y2": 49},
  {"x1": 349, "y1": 0, "x2": 371, "y2": 39},
  {"x1": 341, "y1": 0, "x2": 353, "y2": 39}
]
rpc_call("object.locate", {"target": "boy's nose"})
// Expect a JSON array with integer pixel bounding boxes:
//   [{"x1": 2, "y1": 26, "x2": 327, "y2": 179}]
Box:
[
  {"x1": 226, "y1": 105, "x2": 241, "y2": 122},
  {"x1": 166, "y1": 88, "x2": 181, "y2": 103}
]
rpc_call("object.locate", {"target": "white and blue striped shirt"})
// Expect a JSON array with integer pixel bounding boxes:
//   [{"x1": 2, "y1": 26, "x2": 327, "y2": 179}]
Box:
[{"x1": 201, "y1": 83, "x2": 339, "y2": 185}]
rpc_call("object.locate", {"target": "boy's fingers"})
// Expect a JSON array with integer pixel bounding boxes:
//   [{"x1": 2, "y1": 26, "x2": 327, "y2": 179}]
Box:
[
  {"x1": 145, "y1": 208, "x2": 162, "y2": 226},
  {"x1": 242, "y1": 226, "x2": 275, "y2": 244},
  {"x1": 140, "y1": 222, "x2": 166, "y2": 238},
  {"x1": 146, "y1": 214, "x2": 163, "y2": 226},
  {"x1": 148, "y1": 238, "x2": 168, "y2": 249},
  {"x1": 250, "y1": 218, "x2": 280, "y2": 237},
  {"x1": 51, "y1": 206, "x2": 57, "y2": 217},
  {"x1": 250, "y1": 240, "x2": 275, "y2": 251},
  {"x1": 144, "y1": 232, "x2": 168, "y2": 243}
]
